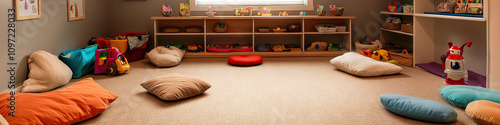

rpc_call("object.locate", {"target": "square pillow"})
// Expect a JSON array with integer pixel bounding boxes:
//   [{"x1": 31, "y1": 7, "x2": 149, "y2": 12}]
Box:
[
  {"x1": 148, "y1": 46, "x2": 185, "y2": 67},
  {"x1": 21, "y1": 51, "x2": 73, "y2": 93},
  {"x1": 141, "y1": 73, "x2": 211, "y2": 101},
  {"x1": 0, "y1": 78, "x2": 118, "y2": 125},
  {"x1": 330, "y1": 52, "x2": 403, "y2": 77}
]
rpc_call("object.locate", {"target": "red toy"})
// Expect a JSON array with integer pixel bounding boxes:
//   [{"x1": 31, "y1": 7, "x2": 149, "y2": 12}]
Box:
[
  {"x1": 95, "y1": 48, "x2": 130, "y2": 76},
  {"x1": 444, "y1": 42, "x2": 472, "y2": 85}
]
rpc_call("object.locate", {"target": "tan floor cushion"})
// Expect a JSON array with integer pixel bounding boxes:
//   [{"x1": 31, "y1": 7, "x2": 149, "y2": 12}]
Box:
[
  {"x1": 330, "y1": 52, "x2": 403, "y2": 77},
  {"x1": 141, "y1": 73, "x2": 211, "y2": 101},
  {"x1": 148, "y1": 46, "x2": 185, "y2": 67},
  {"x1": 21, "y1": 51, "x2": 73, "y2": 93},
  {"x1": 0, "y1": 114, "x2": 8, "y2": 125},
  {"x1": 466, "y1": 100, "x2": 500, "y2": 125}
]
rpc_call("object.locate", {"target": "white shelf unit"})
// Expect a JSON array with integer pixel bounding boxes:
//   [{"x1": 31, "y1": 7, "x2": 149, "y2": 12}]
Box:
[
  {"x1": 380, "y1": 3, "x2": 415, "y2": 67},
  {"x1": 152, "y1": 16, "x2": 355, "y2": 57},
  {"x1": 414, "y1": 0, "x2": 489, "y2": 86}
]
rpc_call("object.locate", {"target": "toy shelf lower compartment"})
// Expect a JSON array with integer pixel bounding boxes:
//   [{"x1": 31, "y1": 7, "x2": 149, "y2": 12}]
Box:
[
  {"x1": 206, "y1": 36, "x2": 253, "y2": 53},
  {"x1": 304, "y1": 35, "x2": 350, "y2": 52}
]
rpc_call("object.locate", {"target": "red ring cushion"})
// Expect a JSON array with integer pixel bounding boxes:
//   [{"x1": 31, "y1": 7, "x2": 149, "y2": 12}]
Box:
[{"x1": 228, "y1": 55, "x2": 263, "y2": 66}]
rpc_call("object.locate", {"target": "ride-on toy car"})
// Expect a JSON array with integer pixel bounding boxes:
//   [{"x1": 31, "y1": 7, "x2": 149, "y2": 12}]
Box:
[{"x1": 94, "y1": 47, "x2": 130, "y2": 76}]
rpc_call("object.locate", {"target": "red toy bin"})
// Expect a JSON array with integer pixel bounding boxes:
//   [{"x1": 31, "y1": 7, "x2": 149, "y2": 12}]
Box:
[{"x1": 105, "y1": 32, "x2": 150, "y2": 62}]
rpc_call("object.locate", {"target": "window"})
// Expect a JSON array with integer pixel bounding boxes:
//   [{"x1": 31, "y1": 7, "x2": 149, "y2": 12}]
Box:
[{"x1": 189, "y1": 0, "x2": 313, "y2": 11}]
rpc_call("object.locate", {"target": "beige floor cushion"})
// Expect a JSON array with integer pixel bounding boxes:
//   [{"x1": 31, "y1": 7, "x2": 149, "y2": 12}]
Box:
[
  {"x1": 141, "y1": 73, "x2": 211, "y2": 101},
  {"x1": 148, "y1": 46, "x2": 185, "y2": 67},
  {"x1": 21, "y1": 51, "x2": 73, "y2": 93},
  {"x1": 330, "y1": 52, "x2": 403, "y2": 77}
]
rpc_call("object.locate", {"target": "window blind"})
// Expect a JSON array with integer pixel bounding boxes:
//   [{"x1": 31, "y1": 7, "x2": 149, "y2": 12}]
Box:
[{"x1": 195, "y1": 0, "x2": 308, "y2": 6}]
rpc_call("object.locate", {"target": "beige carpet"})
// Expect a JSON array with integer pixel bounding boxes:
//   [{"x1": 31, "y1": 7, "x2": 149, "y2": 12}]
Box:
[{"x1": 69, "y1": 57, "x2": 477, "y2": 125}]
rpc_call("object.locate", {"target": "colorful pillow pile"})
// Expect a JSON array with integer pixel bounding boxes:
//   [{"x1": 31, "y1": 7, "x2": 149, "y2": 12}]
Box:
[
  {"x1": 228, "y1": 55, "x2": 263, "y2": 66},
  {"x1": 0, "y1": 78, "x2": 118, "y2": 125}
]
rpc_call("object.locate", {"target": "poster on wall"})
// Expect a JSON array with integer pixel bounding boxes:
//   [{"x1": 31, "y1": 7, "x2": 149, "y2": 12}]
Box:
[
  {"x1": 67, "y1": 0, "x2": 86, "y2": 21},
  {"x1": 14, "y1": 0, "x2": 42, "y2": 20}
]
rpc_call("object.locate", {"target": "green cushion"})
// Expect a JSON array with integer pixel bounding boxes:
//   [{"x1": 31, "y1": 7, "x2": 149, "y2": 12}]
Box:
[{"x1": 440, "y1": 85, "x2": 500, "y2": 108}]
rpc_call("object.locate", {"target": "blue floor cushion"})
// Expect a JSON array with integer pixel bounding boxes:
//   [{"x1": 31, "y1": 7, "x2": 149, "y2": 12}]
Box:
[
  {"x1": 380, "y1": 94, "x2": 457, "y2": 123},
  {"x1": 440, "y1": 85, "x2": 500, "y2": 108}
]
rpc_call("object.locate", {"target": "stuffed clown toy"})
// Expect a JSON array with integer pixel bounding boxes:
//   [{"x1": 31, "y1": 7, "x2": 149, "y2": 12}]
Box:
[{"x1": 444, "y1": 42, "x2": 472, "y2": 85}]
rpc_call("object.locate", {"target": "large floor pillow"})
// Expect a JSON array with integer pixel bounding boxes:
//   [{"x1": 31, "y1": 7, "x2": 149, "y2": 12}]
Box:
[
  {"x1": 141, "y1": 73, "x2": 211, "y2": 101},
  {"x1": 0, "y1": 78, "x2": 118, "y2": 125},
  {"x1": 22, "y1": 51, "x2": 73, "y2": 93},
  {"x1": 440, "y1": 85, "x2": 500, "y2": 108},
  {"x1": 148, "y1": 46, "x2": 185, "y2": 67},
  {"x1": 228, "y1": 55, "x2": 263, "y2": 66},
  {"x1": 466, "y1": 100, "x2": 500, "y2": 125},
  {"x1": 380, "y1": 94, "x2": 457, "y2": 123},
  {"x1": 330, "y1": 52, "x2": 403, "y2": 77}
]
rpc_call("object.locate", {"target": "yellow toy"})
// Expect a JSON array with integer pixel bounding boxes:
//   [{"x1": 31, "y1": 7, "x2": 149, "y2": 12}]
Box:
[
  {"x1": 307, "y1": 41, "x2": 328, "y2": 51},
  {"x1": 372, "y1": 50, "x2": 390, "y2": 62}
]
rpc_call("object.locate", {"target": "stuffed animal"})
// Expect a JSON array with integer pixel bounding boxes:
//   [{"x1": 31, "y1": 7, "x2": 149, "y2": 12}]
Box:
[
  {"x1": 372, "y1": 50, "x2": 390, "y2": 62},
  {"x1": 307, "y1": 41, "x2": 328, "y2": 51},
  {"x1": 360, "y1": 49, "x2": 372, "y2": 57}
]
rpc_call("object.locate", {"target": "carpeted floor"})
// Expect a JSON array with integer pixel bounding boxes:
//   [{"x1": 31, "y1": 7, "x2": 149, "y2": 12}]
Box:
[{"x1": 69, "y1": 57, "x2": 476, "y2": 125}]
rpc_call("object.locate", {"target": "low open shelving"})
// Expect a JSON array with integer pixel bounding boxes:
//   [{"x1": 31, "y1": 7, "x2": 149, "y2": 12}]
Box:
[{"x1": 152, "y1": 16, "x2": 356, "y2": 57}]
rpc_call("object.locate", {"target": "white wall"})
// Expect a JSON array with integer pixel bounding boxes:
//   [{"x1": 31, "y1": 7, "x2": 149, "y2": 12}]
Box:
[{"x1": 489, "y1": 1, "x2": 500, "y2": 91}]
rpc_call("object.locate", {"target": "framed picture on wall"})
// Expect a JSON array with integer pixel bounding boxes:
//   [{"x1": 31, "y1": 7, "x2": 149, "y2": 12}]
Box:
[
  {"x1": 67, "y1": 0, "x2": 86, "y2": 21},
  {"x1": 14, "y1": 0, "x2": 42, "y2": 20}
]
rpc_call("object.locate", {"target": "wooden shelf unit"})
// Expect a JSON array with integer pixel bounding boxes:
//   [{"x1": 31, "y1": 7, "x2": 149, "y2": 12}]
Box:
[{"x1": 152, "y1": 16, "x2": 356, "y2": 57}]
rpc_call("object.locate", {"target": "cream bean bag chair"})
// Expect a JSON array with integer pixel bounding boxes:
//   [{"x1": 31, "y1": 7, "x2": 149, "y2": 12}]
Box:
[
  {"x1": 148, "y1": 46, "x2": 185, "y2": 67},
  {"x1": 22, "y1": 51, "x2": 73, "y2": 93}
]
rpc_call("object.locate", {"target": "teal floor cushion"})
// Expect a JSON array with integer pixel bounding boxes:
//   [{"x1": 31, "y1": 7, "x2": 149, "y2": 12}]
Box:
[
  {"x1": 60, "y1": 44, "x2": 98, "y2": 78},
  {"x1": 380, "y1": 94, "x2": 457, "y2": 123},
  {"x1": 440, "y1": 85, "x2": 500, "y2": 108}
]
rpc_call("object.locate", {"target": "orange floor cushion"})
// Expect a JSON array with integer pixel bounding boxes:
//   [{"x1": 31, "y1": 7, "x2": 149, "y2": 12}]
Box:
[
  {"x1": 0, "y1": 78, "x2": 118, "y2": 125},
  {"x1": 466, "y1": 100, "x2": 500, "y2": 125}
]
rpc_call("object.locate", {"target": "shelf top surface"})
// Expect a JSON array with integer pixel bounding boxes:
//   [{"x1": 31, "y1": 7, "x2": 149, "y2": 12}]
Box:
[
  {"x1": 414, "y1": 13, "x2": 486, "y2": 22},
  {"x1": 380, "y1": 11, "x2": 414, "y2": 16},
  {"x1": 151, "y1": 16, "x2": 356, "y2": 20}
]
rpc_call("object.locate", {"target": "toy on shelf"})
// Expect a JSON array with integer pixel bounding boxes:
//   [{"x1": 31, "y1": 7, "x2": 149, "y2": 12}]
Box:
[
  {"x1": 273, "y1": 27, "x2": 286, "y2": 32},
  {"x1": 207, "y1": 44, "x2": 252, "y2": 52},
  {"x1": 214, "y1": 23, "x2": 228, "y2": 33},
  {"x1": 330, "y1": 5, "x2": 344, "y2": 16},
  {"x1": 179, "y1": 3, "x2": 191, "y2": 17},
  {"x1": 187, "y1": 43, "x2": 203, "y2": 52},
  {"x1": 258, "y1": 27, "x2": 270, "y2": 33},
  {"x1": 444, "y1": 42, "x2": 472, "y2": 85},
  {"x1": 288, "y1": 24, "x2": 300, "y2": 32},
  {"x1": 273, "y1": 45, "x2": 286, "y2": 52},
  {"x1": 206, "y1": 6, "x2": 216, "y2": 17},
  {"x1": 166, "y1": 44, "x2": 183, "y2": 49},
  {"x1": 161, "y1": 5, "x2": 172, "y2": 17},
  {"x1": 437, "y1": 0, "x2": 483, "y2": 14},
  {"x1": 387, "y1": 0, "x2": 402, "y2": 13},
  {"x1": 382, "y1": 17, "x2": 402, "y2": 30},
  {"x1": 256, "y1": 44, "x2": 271, "y2": 52},
  {"x1": 328, "y1": 43, "x2": 341, "y2": 51},
  {"x1": 307, "y1": 41, "x2": 328, "y2": 51},
  {"x1": 244, "y1": 7, "x2": 253, "y2": 16},
  {"x1": 299, "y1": 11, "x2": 307, "y2": 16},
  {"x1": 403, "y1": 4, "x2": 414, "y2": 13},
  {"x1": 279, "y1": 11, "x2": 289, "y2": 16},
  {"x1": 94, "y1": 47, "x2": 130, "y2": 76},
  {"x1": 317, "y1": 5, "x2": 326, "y2": 16},
  {"x1": 262, "y1": 7, "x2": 272, "y2": 16}
]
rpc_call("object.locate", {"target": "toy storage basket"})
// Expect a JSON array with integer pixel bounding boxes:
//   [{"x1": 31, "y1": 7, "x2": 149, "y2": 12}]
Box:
[
  {"x1": 382, "y1": 22, "x2": 401, "y2": 30},
  {"x1": 59, "y1": 44, "x2": 98, "y2": 78},
  {"x1": 315, "y1": 24, "x2": 337, "y2": 33},
  {"x1": 388, "y1": 49, "x2": 413, "y2": 67},
  {"x1": 401, "y1": 24, "x2": 413, "y2": 33}
]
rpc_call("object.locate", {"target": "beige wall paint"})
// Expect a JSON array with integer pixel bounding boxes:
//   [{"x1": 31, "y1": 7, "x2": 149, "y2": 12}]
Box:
[
  {"x1": 489, "y1": 1, "x2": 499, "y2": 91},
  {"x1": 108, "y1": 0, "x2": 387, "y2": 41},
  {"x1": 0, "y1": 0, "x2": 110, "y2": 91}
]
